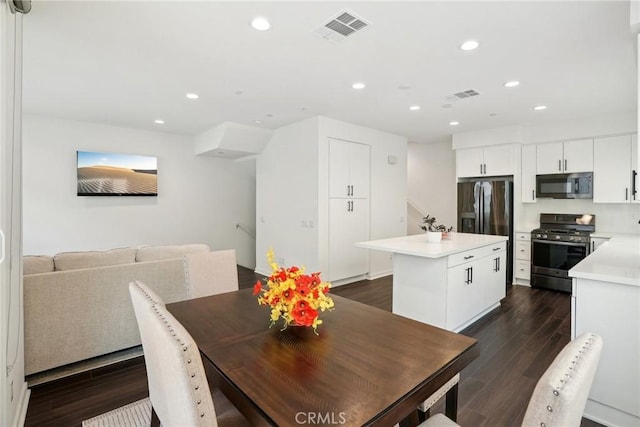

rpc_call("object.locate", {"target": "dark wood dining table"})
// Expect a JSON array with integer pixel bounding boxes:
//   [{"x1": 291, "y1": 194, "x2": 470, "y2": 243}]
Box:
[{"x1": 167, "y1": 288, "x2": 478, "y2": 427}]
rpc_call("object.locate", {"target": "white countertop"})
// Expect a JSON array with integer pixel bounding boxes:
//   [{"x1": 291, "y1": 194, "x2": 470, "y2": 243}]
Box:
[
  {"x1": 570, "y1": 234, "x2": 640, "y2": 286},
  {"x1": 356, "y1": 233, "x2": 508, "y2": 258}
]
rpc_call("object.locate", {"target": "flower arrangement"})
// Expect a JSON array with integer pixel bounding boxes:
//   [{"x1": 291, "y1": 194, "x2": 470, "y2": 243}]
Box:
[
  {"x1": 253, "y1": 248, "x2": 334, "y2": 333},
  {"x1": 420, "y1": 214, "x2": 453, "y2": 233}
]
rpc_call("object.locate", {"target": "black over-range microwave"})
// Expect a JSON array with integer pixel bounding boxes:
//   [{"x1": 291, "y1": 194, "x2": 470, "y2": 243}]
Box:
[{"x1": 536, "y1": 172, "x2": 593, "y2": 199}]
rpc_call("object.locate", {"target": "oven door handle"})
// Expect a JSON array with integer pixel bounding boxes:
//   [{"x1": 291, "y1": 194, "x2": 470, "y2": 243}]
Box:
[{"x1": 532, "y1": 239, "x2": 587, "y2": 247}]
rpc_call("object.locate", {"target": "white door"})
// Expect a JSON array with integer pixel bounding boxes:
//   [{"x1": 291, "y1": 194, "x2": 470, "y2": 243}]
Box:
[
  {"x1": 536, "y1": 142, "x2": 564, "y2": 174},
  {"x1": 594, "y1": 135, "x2": 632, "y2": 203},
  {"x1": 349, "y1": 142, "x2": 370, "y2": 199},
  {"x1": 521, "y1": 144, "x2": 537, "y2": 202},
  {"x1": 328, "y1": 198, "x2": 369, "y2": 281},
  {"x1": 329, "y1": 139, "x2": 351, "y2": 198},
  {"x1": 563, "y1": 138, "x2": 593, "y2": 173},
  {"x1": 484, "y1": 251, "x2": 506, "y2": 307},
  {"x1": 456, "y1": 147, "x2": 484, "y2": 178},
  {"x1": 632, "y1": 134, "x2": 639, "y2": 203},
  {"x1": 483, "y1": 145, "x2": 513, "y2": 176}
]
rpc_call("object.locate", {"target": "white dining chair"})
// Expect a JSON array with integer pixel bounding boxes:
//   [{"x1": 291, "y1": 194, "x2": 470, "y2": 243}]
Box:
[
  {"x1": 417, "y1": 332, "x2": 603, "y2": 427},
  {"x1": 184, "y1": 249, "x2": 239, "y2": 298},
  {"x1": 129, "y1": 281, "x2": 248, "y2": 427}
]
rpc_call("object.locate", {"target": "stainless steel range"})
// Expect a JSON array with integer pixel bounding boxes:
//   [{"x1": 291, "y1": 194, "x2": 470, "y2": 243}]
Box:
[{"x1": 530, "y1": 213, "x2": 595, "y2": 293}]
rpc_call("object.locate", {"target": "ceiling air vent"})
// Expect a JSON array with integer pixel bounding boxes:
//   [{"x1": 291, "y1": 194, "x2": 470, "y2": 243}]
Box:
[
  {"x1": 314, "y1": 10, "x2": 370, "y2": 42},
  {"x1": 452, "y1": 89, "x2": 480, "y2": 99}
]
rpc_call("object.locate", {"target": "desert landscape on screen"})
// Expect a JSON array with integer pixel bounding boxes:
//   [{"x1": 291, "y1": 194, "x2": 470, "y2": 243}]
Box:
[{"x1": 77, "y1": 165, "x2": 157, "y2": 195}]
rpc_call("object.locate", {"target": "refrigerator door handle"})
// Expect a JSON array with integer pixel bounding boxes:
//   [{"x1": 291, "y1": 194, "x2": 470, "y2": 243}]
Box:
[{"x1": 0, "y1": 229, "x2": 5, "y2": 264}]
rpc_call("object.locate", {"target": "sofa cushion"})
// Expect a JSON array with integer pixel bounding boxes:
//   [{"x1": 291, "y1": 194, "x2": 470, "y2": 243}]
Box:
[
  {"x1": 54, "y1": 247, "x2": 136, "y2": 271},
  {"x1": 23, "y1": 255, "x2": 55, "y2": 275},
  {"x1": 135, "y1": 244, "x2": 210, "y2": 262}
]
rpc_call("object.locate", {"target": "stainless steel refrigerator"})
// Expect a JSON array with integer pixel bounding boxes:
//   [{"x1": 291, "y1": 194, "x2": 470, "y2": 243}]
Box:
[{"x1": 457, "y1": 179, "x2": 514, "y2": 288}]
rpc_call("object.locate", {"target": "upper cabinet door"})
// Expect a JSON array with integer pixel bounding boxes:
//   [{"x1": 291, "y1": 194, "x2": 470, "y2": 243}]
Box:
[
  {"x1": 521, "y1": 145, "x2": 537, "y2": 203},
  {"x1": 483, "y1": 145, "x2": 514, "y2": 176},
  {"x1": 536, "y1": 139, "x2": 593, "y2": 174},
  {"x1": 329, "y1": 139, "x2": 352, "y2": 198},
  {"x1": 456, "y1": 147, "x2": 484, "y2": 178},
  {"x1": 563, "y1": 138, "x2": 593, "y2": 173},
  {"x1": 329, "y1": 138, "x2": 370, "y2": 199},
  {"x1": 349, "y1": 142, "x2": 370, "y2": 199},
  {"x1": 632, "y1": 134, "x2": 639, "y2": 204},
  {"x1": 536, "y1": 142, "x2": 564, "y2": 174},
  {"x1": 594, "y1": 135, "x2": 631, "y2": 203}
]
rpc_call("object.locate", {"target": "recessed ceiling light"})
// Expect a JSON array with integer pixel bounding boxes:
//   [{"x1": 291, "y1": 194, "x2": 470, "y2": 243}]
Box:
[
  {"x1": 186, "y1": 93, "x2": 199, "y2": 100},
  {"x1": 449, "y1": 121, "x2": 460, "y2": 126},
  {"x1": 504, "y1": 81, "x2": 520, "y2": 88},
  {"x1": 442, "y1": 104, "x2": 453, "y2": 109},
  {"x1": 254, "y1": 120, "x2": 262, "y2": 124},
  {"x1": 533, "y1": 105, "x2": 547, "y2": 111},
  {"x1": 154, "y1": 119, "x2": 165, "y2": 124},
  {"x1": 251, "y1": 17, "x2": 270, "y2": 31},
  {"x1": 352, "y1": 82, "x2": 366, "y2": 90},
  {"x1": 409, "y1": 105, "x2": 421, "y2": 111},
  {"x1": 460, "y1": 40, "x2": 479, "y2": 51}
]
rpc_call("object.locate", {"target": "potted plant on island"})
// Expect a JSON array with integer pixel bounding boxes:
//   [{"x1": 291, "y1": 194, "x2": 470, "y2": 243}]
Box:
[{"x1": 420, "y1": 215, "x2": 453, "y2": 242}]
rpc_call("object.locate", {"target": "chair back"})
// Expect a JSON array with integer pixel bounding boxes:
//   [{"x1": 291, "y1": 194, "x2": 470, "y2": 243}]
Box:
[
  {"x1": 184, "y1": 250, "x2": 239, "y2": 298},
  {"x1": 129, "y1": 281, "x2": 218, "y2": 427},
  {"x1": 130, "y1": 279, "x2": 166, "y2": 306},
  {"x1": 521, "y1": 333, "x2": 603, "y2": 427}
]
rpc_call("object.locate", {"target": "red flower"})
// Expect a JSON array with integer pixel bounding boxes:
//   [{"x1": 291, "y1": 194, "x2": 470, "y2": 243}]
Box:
[
  {"x1": 253, "y1": 281, "x2": 262, "y2": 295},
  {"x1": 282, "y1": 288, "x2": 295, "y2": 301},
  {"x1": 292, "y1": 300, "x2": 318, "y2": 326},
  {"x1": 295, "y1": 282, "x2": 311, "y2": 297}
]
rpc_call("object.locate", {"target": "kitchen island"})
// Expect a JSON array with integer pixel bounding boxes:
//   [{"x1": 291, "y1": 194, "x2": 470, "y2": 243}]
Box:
[
  {"x1": 357, "y1": 233, "x2": 508, "y2": 332},
  {"x1": 569, "y1": 234, "x2": 640, "y2": 427}
]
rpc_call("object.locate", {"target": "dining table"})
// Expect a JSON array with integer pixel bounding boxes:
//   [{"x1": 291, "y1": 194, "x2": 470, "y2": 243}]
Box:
[{"x1": 167, "y1": 288, "x2": 479, "y2": 426}]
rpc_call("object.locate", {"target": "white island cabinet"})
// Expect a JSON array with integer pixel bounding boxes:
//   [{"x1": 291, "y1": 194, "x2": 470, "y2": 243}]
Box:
[
  {"x1": 356, "y1": 233, "x2": 507, "y2": 332},
  {"x1": 569, "y1": 235, "x2": 640, "y2": 427}
]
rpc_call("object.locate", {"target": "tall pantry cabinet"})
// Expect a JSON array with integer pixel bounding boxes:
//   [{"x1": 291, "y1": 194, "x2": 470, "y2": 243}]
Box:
[{"x1": 328, "y1": 139, "x2": 370, "y2": 281}]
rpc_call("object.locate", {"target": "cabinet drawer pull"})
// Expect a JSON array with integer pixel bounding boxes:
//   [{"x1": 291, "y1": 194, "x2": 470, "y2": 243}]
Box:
[
  {"x1": 564, "y1": 159, "x2": 568, "y2": 171},
  {"x1": 558, "y1": 159, "x2": 562, "y2": 171},
  {"x1": 463, "y1": 255, "x2": 474, "y2": 260},
  {"x1": 493, "y1": 247, "x2": 501, "y2": 251}
]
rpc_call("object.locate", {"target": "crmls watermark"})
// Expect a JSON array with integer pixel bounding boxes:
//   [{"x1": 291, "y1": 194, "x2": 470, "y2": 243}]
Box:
[{"x1": 295, "y1": 412, "x2": 347, "y2": 425}]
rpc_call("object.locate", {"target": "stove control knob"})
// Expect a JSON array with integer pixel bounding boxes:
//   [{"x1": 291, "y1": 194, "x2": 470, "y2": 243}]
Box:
[
  {"x1": 569, "y1": 236, "x2": 575, "y2": 241},
  {"x1": 543, "y1": 234, "x2": 548, "y2": 239},
  {"x1": 555, "y1": 235, "x2": 561, "y2": 240}
]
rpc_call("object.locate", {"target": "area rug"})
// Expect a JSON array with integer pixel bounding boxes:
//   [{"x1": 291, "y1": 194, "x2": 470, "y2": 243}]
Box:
[{"x1": 82, "y1": 397, "x2": 151, "y2": 427}]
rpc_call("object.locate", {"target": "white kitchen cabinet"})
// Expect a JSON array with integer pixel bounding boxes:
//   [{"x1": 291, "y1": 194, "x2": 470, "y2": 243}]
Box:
[
  {"x1": 590, "y1": 236, "x2": 610, "y2": 252},
  {"x1": 328, "y1": 139, "x2": 370, "y2": 282},
  {"x1": 521, "y1": 144, "x2": 537, "y2": 203},
  {"x1": 573, "y1": 277, "x2": 640, "y2": 426},
  {"x1": 514, "y1": 232, "x2": 531, "y2": 284},
  {"x1": 536, "y1": 139, "x2": 593, "y2": 174},
  {"x1": 445, "y1": 242, "x2": 506, "y2": 331},
  {"x1": 329, "y1": 138, "x2": 369, "y2": 199},
  {"x1": 593, "y1": 135, "x2": 635, "y2": 203},
  {"x1": 456, "y1": 144, "x2": 513, "y2": 178},
  {"x1": 329, "y1": 198, "x2": 369, "y2": 281}
]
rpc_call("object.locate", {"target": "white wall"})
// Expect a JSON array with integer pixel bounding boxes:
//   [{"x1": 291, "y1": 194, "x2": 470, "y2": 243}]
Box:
[
  {"x1": 22, "y1": 115, "x2": 257, "y2": 268},
  {"x1": 255, "y1": 116, "x2": 407, "y2": 280},
  {"x1": 407, "y1": 140, "x2": 456, "y2": 235},
  {"x1": 255, "y1": 117, "x2": 320, "y2": 274}
]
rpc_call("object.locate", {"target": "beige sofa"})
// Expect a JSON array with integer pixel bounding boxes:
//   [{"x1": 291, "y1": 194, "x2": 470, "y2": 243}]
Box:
[{"x1": 23, "y1": 244, "x2": 210, "y2": 376}]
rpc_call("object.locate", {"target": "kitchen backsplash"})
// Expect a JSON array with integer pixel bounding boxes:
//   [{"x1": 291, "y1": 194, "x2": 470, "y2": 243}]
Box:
[{"x1": 519, "y1": 199, "x2": 640, "y2": 234}]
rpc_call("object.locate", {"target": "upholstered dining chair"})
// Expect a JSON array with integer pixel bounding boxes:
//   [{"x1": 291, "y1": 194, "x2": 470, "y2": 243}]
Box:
[
  {"x1": 129, "y1": 280, "x2": 248, "y2": 427},
  {"x1": 183, "y1": 249, "x2": 239, "y2": 298},
  {"x1": 417, "y1": 332, "x2": 603, "y2": 427}
]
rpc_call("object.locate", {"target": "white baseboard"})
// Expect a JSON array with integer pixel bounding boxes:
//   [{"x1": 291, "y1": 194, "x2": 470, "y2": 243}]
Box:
[
  {"x1": 367, "y1": 270, "x2": 392, "y2": 280},
  {"x1": 584, "y1": 398, "x2": 639, "y2": 427}
]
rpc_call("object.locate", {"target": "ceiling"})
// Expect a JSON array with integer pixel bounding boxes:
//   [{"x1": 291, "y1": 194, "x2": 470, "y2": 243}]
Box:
[{"x1": 22, "y1": 1, "x2": 637, "y2": 144}]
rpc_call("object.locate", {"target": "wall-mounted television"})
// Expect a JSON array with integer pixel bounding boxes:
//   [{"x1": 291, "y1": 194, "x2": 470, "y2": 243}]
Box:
[{"x1": 77, "y1": 151, "x2": 158, "y2": 196}]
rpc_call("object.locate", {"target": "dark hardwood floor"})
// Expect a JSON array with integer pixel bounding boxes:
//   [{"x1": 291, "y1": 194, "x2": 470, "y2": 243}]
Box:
[{"x1": 25, "y1": 267, "x2": 600, "y2": 426}]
